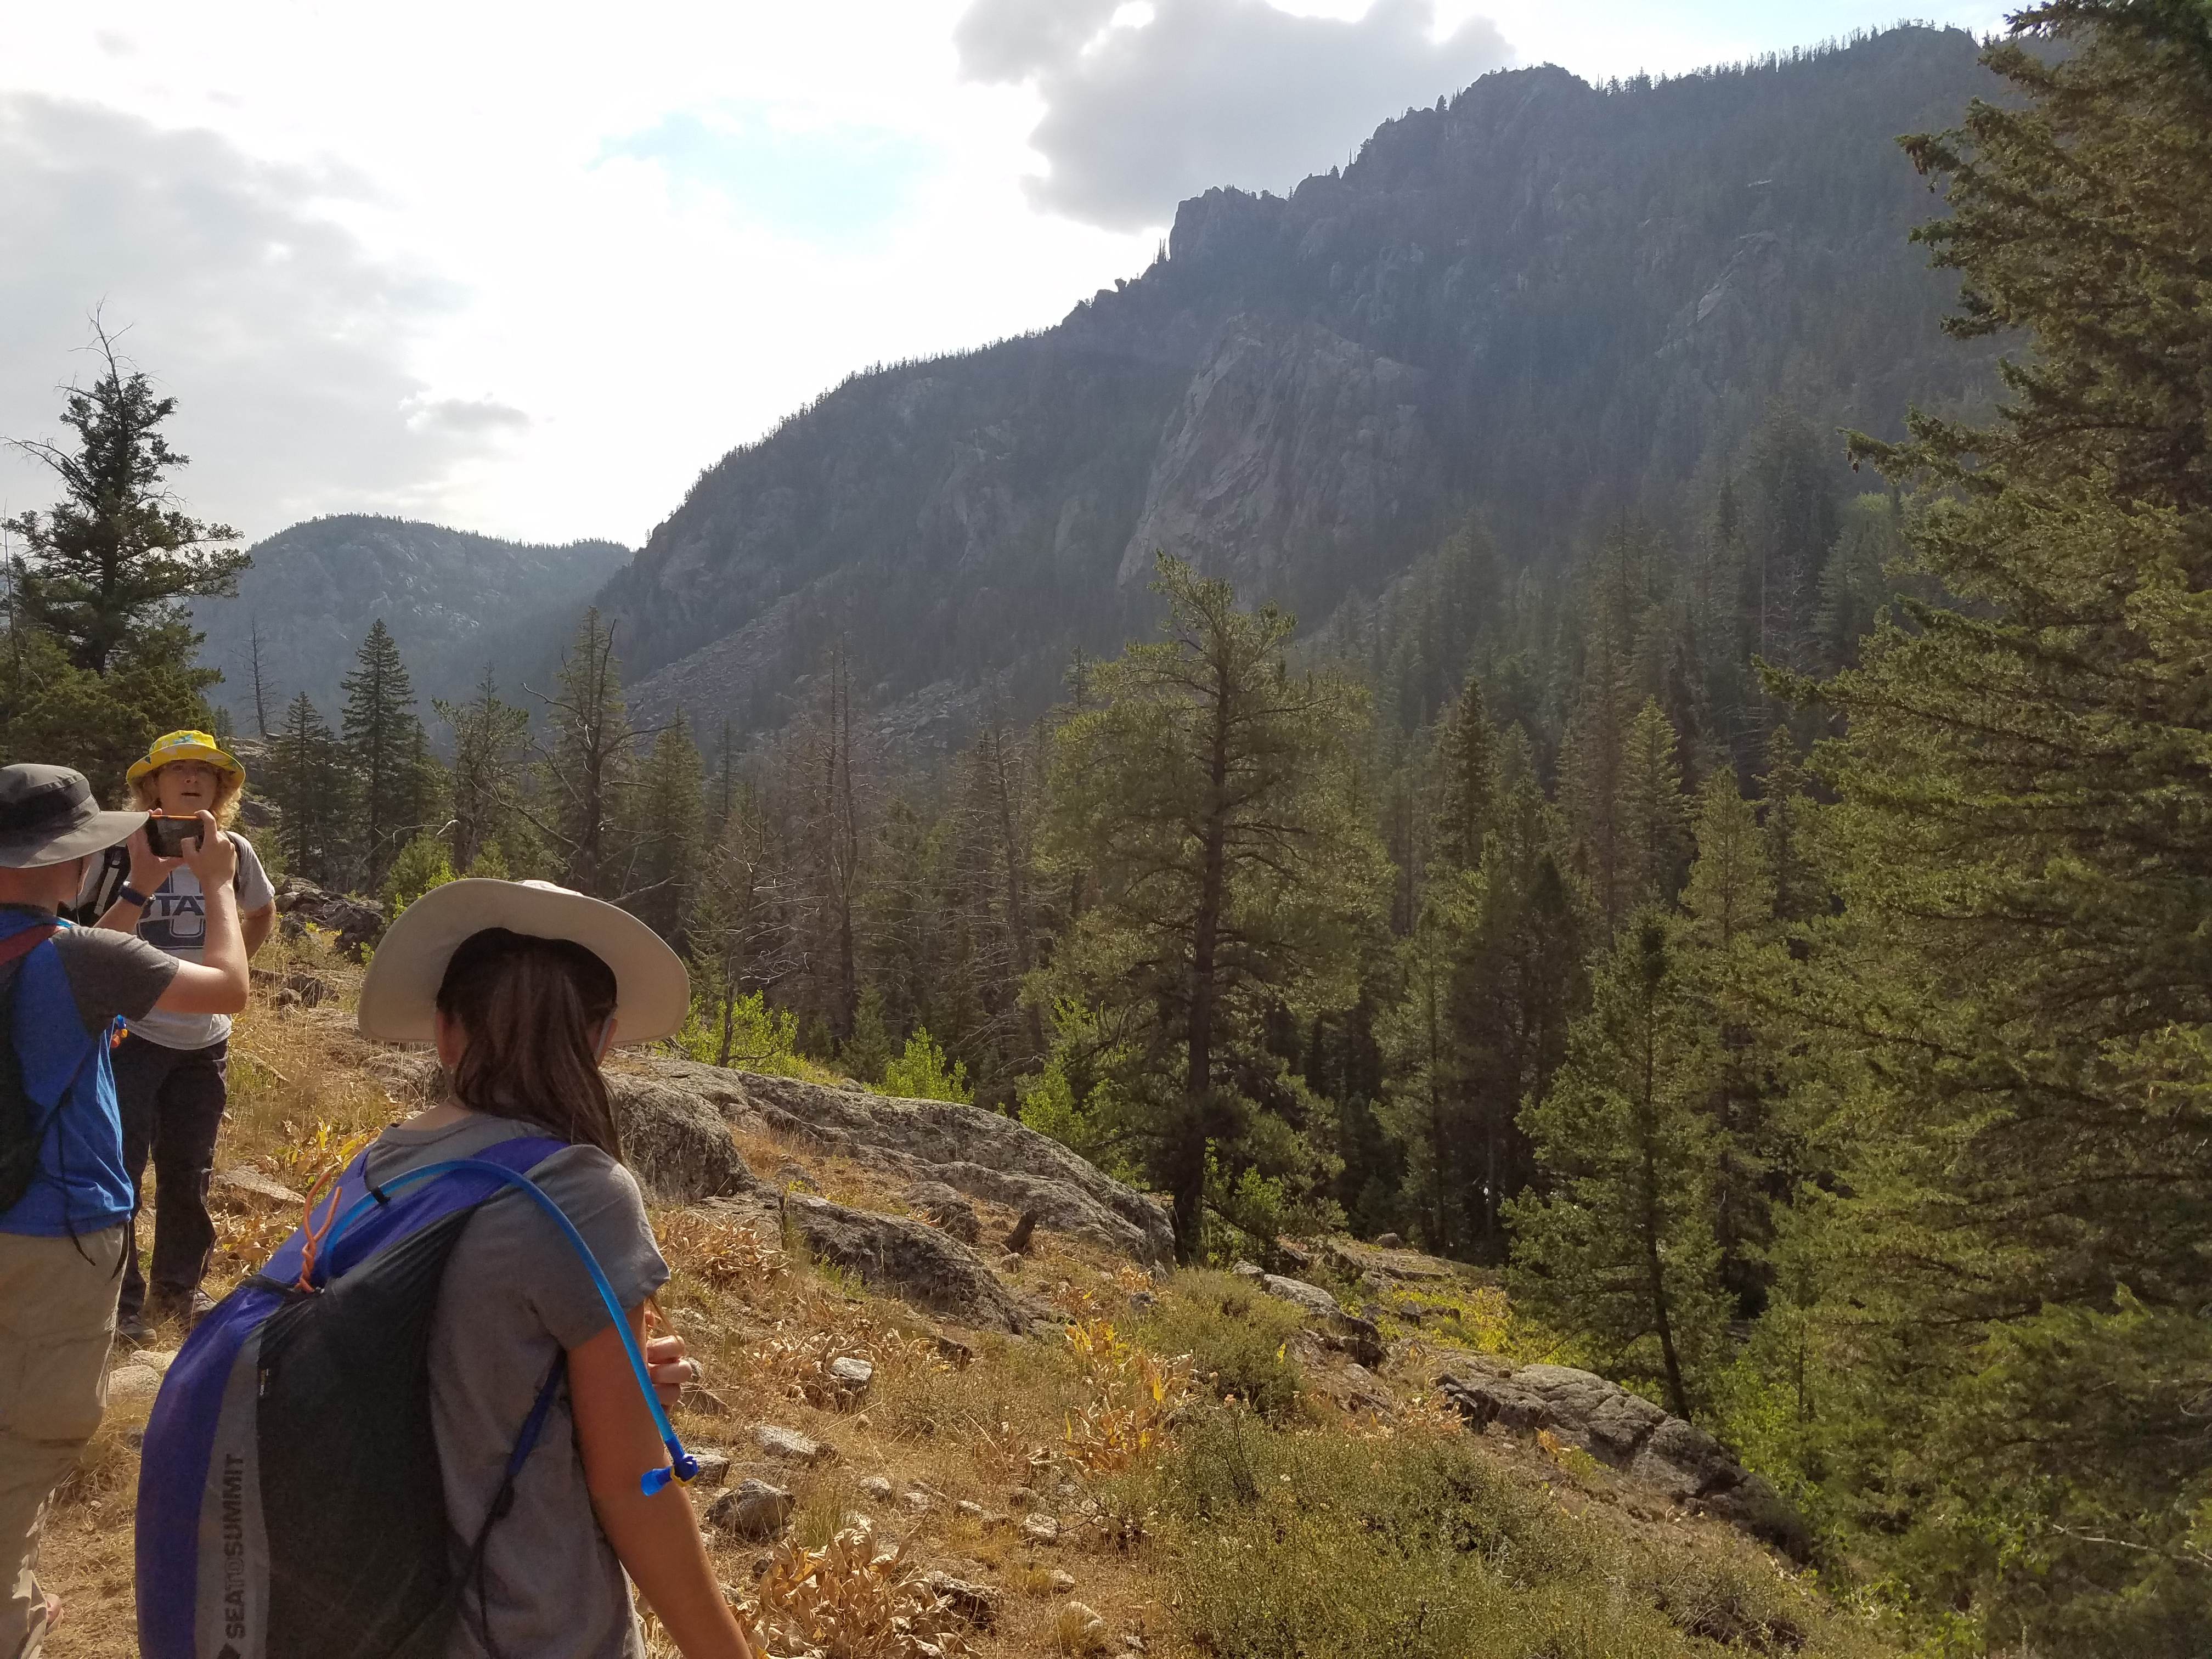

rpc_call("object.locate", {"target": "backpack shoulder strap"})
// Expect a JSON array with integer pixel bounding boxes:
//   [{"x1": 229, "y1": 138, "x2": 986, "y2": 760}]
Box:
[{"x1": 0, "y1": 922, "x2": 59, "y2": 971}]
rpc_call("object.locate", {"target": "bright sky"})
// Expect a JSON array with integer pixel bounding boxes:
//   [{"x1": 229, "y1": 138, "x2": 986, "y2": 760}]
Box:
[{"x1": 0, "y1": 1, "x2": 2011, "y2": 550}]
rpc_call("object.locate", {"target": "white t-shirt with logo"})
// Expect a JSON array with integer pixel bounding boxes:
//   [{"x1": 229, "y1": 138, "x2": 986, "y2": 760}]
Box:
[{"x1": 78, "y1": 831, "x2": 276, "y2": 1050}]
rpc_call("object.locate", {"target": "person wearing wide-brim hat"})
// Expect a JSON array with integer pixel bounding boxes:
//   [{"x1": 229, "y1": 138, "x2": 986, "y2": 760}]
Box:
[
  {"x1": 0, "y1": 763, "x2": 250, "y2": 1656},
  {"x1": 355, "y1": 878, "x2": 754, "y2": 1659},
  {"x1": 82, "y1": 730, "x2": 278, "y2": 1345}
]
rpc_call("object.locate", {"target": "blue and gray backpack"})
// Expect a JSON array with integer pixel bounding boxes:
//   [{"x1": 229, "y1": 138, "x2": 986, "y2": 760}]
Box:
[{"x1": 136, "y1": 1136, "x2": 699, "y2": 1659}]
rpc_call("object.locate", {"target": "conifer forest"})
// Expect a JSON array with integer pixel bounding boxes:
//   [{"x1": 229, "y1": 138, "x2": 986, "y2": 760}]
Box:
[{"x1": 6, "y1": 4, "x2": 2212, "y2": 1651}]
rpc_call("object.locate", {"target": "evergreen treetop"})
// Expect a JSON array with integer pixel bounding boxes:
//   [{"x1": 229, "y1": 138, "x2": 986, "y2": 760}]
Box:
[{"x1": 3, "y1": 323, "x2": 245, "y2": 676}]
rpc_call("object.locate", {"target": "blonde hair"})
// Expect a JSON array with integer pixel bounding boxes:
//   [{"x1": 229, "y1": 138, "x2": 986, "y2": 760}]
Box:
[{"x1": 129, "y1": 763, "x2": 245, "y2": 831}]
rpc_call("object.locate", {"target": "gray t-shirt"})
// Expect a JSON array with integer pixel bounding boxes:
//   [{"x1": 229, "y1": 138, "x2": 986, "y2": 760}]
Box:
[
  {"x1": 76, "y1": 830, "x2": 275, "y2": 1049},
  {"x1": 364, "y1": 1112, "x2": 670, "y2": 1659}
]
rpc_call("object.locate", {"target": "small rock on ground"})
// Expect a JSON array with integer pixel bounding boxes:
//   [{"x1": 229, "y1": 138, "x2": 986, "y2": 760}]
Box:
[
  {"x1": 828, "y1": 1355, "x2": 874, "y2": 1393},
  {"x1": 108, "y1": 1364, "x2": 163, "y2": 1401},
  {"x1": 957, "y1": 1499, "x2": 985, "y2": 1519},
  {"x1": 1020, "y1": 1513, "x2": 1061, "y2": 1546},
  {"x1": 921, "y1": 1570, "x2": 1003, "y2": 1630},
  {"x1": 1057, "y1": 1602, "x2": 1109, "y2": 1655},
  {"x1": 1048, "y1": 1569, "x2": 1076, "y2": 1592},
  {"x1": 705, "y1": 1479, "x2": 794, "y2": 1541},
  {"x1": 755, "y1": 1424, "x2": 834, "y2": 1464},
  {"x1": 900, "y1": 1489, "x2": 932, "y2": 1513},
  {"x1": 689, "y1": 1450, "x2": 732, "y2": 1488},
  {"x1": 1009, "y1": 1484, "x2": 1040, "y2": 1511},
  {"x1": 859, "y1": 1475, "x2": 895, "y2": 1500}
]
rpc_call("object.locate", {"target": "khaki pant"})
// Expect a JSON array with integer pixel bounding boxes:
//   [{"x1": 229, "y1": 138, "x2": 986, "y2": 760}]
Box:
[{"x1": 0, "y1": 1226, "x2": 123, "y2": 1659}]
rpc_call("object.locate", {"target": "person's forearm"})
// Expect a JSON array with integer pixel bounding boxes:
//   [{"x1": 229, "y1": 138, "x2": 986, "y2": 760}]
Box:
[
  {"x1": 575, "y1": 1316, "x2": 754, "y2": 1659},
  {"x1": 94, "y1": 895, "x2": 143, "y2": 933},
  {"x1": 198, "y1": 883, "x2": 250, "y2": 1000},
  {"x1": 589, "y1": 1479, "x2": 753, "y2": 1658},
  {"x1": 243, "y1": 905, "x2": 275, "y2": 956}
]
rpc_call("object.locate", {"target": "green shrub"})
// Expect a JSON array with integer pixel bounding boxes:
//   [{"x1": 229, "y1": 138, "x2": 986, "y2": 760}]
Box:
[
  {"x1": 675, "y1": 991, "x2": 811, "y2": 1078},
  {"x1": 381, "y1": 832, "x2": 455, "y2": 917},
  {"x1": 879, "y1": 1026, "x2": 971, "y2": 1103},
  {"x1": 1136, "y1": 1271, "x2": 1305, "y2": 1420},
  {"x1": 1153, "y1": 1406, "x2": 1891, "y2": 1659}
]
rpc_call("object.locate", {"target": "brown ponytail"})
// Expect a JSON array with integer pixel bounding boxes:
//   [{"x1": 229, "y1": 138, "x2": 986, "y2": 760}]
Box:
[{"x1": 435, "y1": 928, "x2": 623, "y2": 1158}]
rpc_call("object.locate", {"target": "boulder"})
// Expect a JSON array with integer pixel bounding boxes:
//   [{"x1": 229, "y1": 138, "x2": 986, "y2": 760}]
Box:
[
  {"x1": 706, "y1": 1479, "x2": 795, "y2": 1541},
  {"x1": 775, "y1": 1192, "x2": 1046, "y2": 1333},
  {"x1": 905, "y1": 1180, "x2": 982, "y2": 1243},
  {"x1": 1235, "y1": 1266, "x2": 1385, "y2": 1367},
  {"x1": 605, "y1": 1071, "x2": 767, "y2": 1205},
  {"x1": 370, "y1": 1056, "x2": 763, "y2": 1209},
  {"x1": 272, "y1": 877, "x2": 383, "y2": 958},
  {"x1": 633, "y1": 1059, "x2": 1175, "y2": 1265},
  {"x1": 1436, "y1": 1361, "x2": 1809, "y2": 1558}
]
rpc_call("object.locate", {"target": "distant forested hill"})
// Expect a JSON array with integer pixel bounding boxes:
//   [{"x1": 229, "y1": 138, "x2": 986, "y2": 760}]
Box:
[
  {"x1": 190, "y1": 516, "x2": 629, "y2": 731},
  {"x1": 602, "y1": 26, "x2": 2001, "y2": 741}
]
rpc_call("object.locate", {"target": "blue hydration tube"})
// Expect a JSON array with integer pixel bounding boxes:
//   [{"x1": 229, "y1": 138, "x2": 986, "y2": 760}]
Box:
[{"x1": 325, "y1": 1158, "x2": 701, "y2": 1495}]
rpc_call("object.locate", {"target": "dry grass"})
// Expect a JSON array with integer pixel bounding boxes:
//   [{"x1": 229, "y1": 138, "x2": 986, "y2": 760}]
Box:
[{"x1": 41, "y1": 958, "x2": 1895, "y2": 1659}]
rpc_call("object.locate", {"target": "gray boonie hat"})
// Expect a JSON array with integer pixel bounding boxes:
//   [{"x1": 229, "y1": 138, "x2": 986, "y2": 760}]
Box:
[{"x1": 0, "y1": 764, "x2": 148, "y2": 869}]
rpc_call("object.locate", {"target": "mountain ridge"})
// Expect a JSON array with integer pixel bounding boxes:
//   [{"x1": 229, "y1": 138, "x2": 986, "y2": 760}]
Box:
[
  {"x1": 599, "y1": 27, "x2": 2001, "y2": 743},
  {"x1": 190, "y1": 514, "x2": 629, "y2": 731}
]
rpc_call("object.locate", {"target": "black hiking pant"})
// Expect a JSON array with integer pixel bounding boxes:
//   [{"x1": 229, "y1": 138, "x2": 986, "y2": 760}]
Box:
[{"x1": 114, "y1": 1032, "x2": 229, "y2": 1321}]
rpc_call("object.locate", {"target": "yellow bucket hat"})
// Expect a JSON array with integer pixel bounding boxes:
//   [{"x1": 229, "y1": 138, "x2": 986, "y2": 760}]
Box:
[{"x1": 127, "y1": 729, "x2": 245, "y2": 786}]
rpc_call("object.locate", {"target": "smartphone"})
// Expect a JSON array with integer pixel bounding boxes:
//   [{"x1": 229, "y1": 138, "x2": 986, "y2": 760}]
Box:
[{"x1": 146, "y1": 815, "x2": 204, "y2": 857}]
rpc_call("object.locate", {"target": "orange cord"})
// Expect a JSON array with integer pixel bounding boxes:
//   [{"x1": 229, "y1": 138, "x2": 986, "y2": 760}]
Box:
[{"x1": 291, "y1": 1165, "x2": 350, "y2": 1292}]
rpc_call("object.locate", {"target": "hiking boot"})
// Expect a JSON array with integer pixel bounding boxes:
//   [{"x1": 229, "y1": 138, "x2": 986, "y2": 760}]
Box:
[
  {"x1": 116, "y1": 1310, "x2": 157, "y2": 1346},
  {"x1": 146, "y1": 1287, "x2": 218, "y2": 1331}
]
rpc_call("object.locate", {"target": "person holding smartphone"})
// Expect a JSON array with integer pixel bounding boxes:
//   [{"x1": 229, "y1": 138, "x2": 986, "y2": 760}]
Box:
[
  {"x1": 0, "y1": 763, "x2": 250, "y2": 1656},
  {"x1": 82, "y1": 730, "x2": 276, "y2": 1344}
]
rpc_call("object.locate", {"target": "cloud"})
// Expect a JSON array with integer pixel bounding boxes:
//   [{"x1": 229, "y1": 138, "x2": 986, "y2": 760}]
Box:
[
  {"x1": 0, "y1": 93, "x2": 510, "y2": 539},
  {"x1": 956, "y1": 0, "x2": 1511, "y2": 230}
]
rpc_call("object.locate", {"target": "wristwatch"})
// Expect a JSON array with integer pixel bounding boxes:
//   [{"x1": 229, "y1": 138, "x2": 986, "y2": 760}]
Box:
[{"x1": 119, "y1": 883, "x2": 151, "y2": 908}]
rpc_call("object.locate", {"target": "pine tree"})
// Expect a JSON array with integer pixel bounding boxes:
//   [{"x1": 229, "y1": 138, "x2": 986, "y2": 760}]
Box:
[
  {"x1": 435, "y1": 668, "x2": 534, "y2": 875},
  {"x1": 1377, "y1": 873, "x2": 1476, "y2": 1253},
  {"x1": 1786, "y1": 6, "x2": 2212, "y2": 1640},
  {"x1": 268, "y1": 692, "x2": 350, "y2": 885},
  {"x1": 1510, "y1": 910, "x2": 1729, "y2": 1420},
  {"x1": 1617, "y1": 698, "x2": 1690, "y2": 909},
  {"x1": 341, "y1": 619, "x2": 436, "y2": 887},
  {"x1": 623, "y1": 714, "x2": 707, "y2": 942},
  {"x1": 1043, "y1": 555, "x2": 1385, "y2": 1257},
  {"x1": 1678, "y1": 771, "x2": 1790, "y2": 1316},
  {"x1": 534, "y1": 609, "x2": 633, "y2": 896},
  {"x1": 1446, "y1": 729, "x2": 1588, "y2": 1259},
  {"x1": 1431, "y1": 674, "x2": 1498, "y2": 876},
  {"x1": 3, "y1": 321, "x2": 245, "y2": 676}
]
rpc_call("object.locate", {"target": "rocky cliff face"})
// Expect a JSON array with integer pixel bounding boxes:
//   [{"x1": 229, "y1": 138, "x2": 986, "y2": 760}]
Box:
[{"x1": 605, "y1": 27, "x2": 1999, "y2": 744}]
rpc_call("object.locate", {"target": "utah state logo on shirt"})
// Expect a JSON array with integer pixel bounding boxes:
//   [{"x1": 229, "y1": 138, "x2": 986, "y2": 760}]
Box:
[{"x1": 142, "y1": 885, "x2": 207, "y2": 950}]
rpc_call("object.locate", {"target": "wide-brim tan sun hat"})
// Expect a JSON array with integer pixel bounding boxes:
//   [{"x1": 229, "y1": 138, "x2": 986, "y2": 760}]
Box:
[
  {"x1": 358, "y1": 878, "x2": 690, "y2": 1044},
  {"x1": 127, "y1": 729, "x2": 245, "y2": 786}
]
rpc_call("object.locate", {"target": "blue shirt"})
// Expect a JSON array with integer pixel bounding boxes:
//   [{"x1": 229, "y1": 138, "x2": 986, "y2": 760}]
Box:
[{"x1": 0, "y1": 906, "x2": 179, "y2": 1237}]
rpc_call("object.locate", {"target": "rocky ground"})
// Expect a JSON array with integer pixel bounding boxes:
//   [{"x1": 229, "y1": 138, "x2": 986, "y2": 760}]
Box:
[{"x1": 41, "y1": 930, "x2": 1891, "y2": 1659}]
